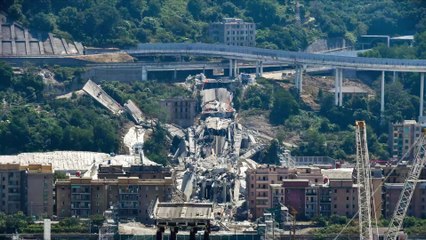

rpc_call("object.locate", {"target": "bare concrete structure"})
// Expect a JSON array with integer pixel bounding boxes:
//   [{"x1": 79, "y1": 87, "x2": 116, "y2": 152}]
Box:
[
  {"x1": 153, "y1": 202, "x2": 214, "y2": 240},
  {"x1": 82, "y1": 80, "x2": 124, "y2": 115},
  {"x1": 0, "y1": 13, "x2": 83, "y2": 56},
  {"x1": 160, "y1": 98, "x2": 197, "y2": 128}
]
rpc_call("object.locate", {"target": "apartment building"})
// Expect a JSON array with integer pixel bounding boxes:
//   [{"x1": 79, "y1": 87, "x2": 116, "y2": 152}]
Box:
[
  {"x1": 322, "y1": 168, "x2": 363, "y2": 218},
  {"x1": 0, "y1": 164, "x2": 53, "y2": 218},
  {"x1": 383, "y1": 181, "x2": 426, "y2": 218},
  {"x1": 381, "y1": 164, "x2": 426, "y2": 183},
  {"x1": 56, "y1": 176, "x2": 173, "y2": 223},
  {"x1": 208, "y1": 18, "x2": 256, "y2": 47},
  {"x1": 246, "y1": 166, "x2": 290, "y2": 219},
  {"x1": 246, "y1": 165, "x2": 325, "y2": 219},
  {"x1": 389, "y1": 120, "x2": 424, "y2": 160}
]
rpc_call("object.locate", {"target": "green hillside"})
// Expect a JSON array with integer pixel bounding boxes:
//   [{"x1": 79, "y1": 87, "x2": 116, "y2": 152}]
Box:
[{"x1": 1, "y1": 0, "x2": 426, "y2": 50}]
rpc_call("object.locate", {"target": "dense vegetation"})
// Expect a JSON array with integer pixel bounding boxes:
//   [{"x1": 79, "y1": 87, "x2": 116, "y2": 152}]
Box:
[
  {"x1": 0, "y1": 61, "x2": 189, "y2": 161},
  {"x1": 0, "y1": 212, "x2": 104, "y2": 234},
  {"x1": 1, "y1": 0, "x2": 426, "y2": 50}
]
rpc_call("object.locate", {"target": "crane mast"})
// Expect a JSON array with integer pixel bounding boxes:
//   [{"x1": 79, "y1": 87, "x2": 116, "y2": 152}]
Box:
[
  {"x1": 385, "y1": 132, "x2": 426, "y2": 240},
  {"x1": 355, "y1": 121, "x2": 373, "y2": 240}
]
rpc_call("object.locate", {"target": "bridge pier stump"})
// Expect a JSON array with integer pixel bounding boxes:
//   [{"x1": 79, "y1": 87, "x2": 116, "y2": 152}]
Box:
[
  {"x1": 189, "y1": 227, "x2": 197, "y2": 240},
  {"x1": 380, "y1": 71, "x2": 385, "y2": 118},
  {"x1": 156, "y1": 226, "x2": 165, "y2": 240},
  {"x1": 169, "y1": 227, "x2": 178, "y2": 240},
  {"x1": 420, "y1": 73, "x2": 425, "y2": 118}
]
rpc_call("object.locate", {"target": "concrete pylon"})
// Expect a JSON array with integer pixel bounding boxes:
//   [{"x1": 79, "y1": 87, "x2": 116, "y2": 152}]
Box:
[
  {"x1": 141, "y1": 66, "x2": 148, "y2": 81},
  {"x1": 259, "y1": 61, "x2": 263, "y2": 77},
  {"x1": 233, "y1": 59, "x2": 238, "y2": 78},
  {"x1": 295, "y1": 66, "x2": 303, "y2": 95},
  {"x1": 335, "y1": 68, "x2": 339, "y2": 106},
  {"x1": 170, "y1": 227, "x2": 178, "y2": 240},
  {"x1": 380, "y1": 71, "x2": 385, "y2": 118},
  {"x1": 255, "y1": 61, "x2": 260, "y2": 77},
  {"x1": 334, "y1": 68, "x2": 343, "y2": 106},
  {"x1": 339, "y1": 69, "x2": 343, "y2": 106},
  {"x1": 420, "y1": 73, "x2": 425, "y2": 118},
  {"x1": 229, "y1": 59, "x2": 233, "y2": 77},
  {"x1": 156, "y1": 227, "x2": 165, "y2": 240}
]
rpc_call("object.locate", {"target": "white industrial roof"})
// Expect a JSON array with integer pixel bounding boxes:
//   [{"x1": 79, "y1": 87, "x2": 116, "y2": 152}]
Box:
[
  {"x1": 322, "y1": 168, "x2": 354, "y2": 180},
  {"x1": 0, "y1": 151, "x2": 159, "y2": 172}
]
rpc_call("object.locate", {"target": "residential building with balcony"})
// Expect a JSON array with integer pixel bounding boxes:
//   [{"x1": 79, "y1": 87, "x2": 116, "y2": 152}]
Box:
[
  {"x1": 56, "y1": 176, "x2": 173, "y2": 223},
  {"x1": 389, "y1": 120, "x2": 424, "y2": 160}
]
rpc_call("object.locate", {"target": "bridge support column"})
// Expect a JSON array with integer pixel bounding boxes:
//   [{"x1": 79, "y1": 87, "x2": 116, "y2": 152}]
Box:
[
  {"x1": 173, "y1": 68, "x2": 177, "y2": 81},
  {"x1": 233, "y1": 59, "x2": 238, "y2": 78},
  {"x1": 229, "y1": 59, "x2": 233, "y2": 77},
  {"x1": 141, "y1": 66, "x2": 148, "y2": 81},
  {"x1": 393, "y1": 71, "x2": 397, "y2": 83},
  {"x1": 339, "y1": 69, "x2": 343, "y2": 106},
  {"x1": 170, "y1": 227, "x2": 178, "y2": 240},
  {"x1": 380, "y1": 71, "x2": 385, "y2": 118},
  {"x1": 334, "y1": 68, "x2": 339, "y2": 106},
  {"x1": 420, "y1": 73, "x2": 425, "y2": 118},
  {"x1": 203, "y1": 65, "x2": 206, "y2": 75},
  {"x1": 260, "y1": 61, "x2": 263, "y2": 77},
  {"x1": 156, "y1": 226, "x2": 164, "y2": 240},
  {"x1": 255, "y1": 61, "x2": 260, "y2": 77},
  {"x1": 295, "y1": 66, "x2": 303, "y2": 95}
]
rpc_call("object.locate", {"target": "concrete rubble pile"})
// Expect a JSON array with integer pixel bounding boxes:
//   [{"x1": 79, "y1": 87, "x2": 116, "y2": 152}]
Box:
[{"x1": 169, "y1": 73, "x2": 266, "y2": 227}]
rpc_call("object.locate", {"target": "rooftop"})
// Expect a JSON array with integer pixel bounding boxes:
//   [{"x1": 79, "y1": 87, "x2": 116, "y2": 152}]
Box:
[
  {"x1": 322, "y1": 168, "x2": 354, "y2": 180},
  {"x1": 153, "y1": 202, "x2": 214, "y2": 222},
  {"x1": 0, "y1": 151, "x2": 158, "y2": 175}
]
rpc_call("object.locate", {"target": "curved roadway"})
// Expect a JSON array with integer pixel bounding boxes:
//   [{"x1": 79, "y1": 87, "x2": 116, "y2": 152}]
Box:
[{"x1": 127, "y1": 43, "x2": 426, "y2": 72}]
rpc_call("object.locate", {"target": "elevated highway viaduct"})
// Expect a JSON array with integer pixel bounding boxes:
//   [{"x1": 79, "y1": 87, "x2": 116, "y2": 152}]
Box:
[{"x1": 126, "y1": 43, "x2": 426, "y2": 119}]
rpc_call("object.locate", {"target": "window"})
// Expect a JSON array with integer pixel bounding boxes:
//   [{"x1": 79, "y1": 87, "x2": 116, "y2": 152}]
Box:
[{"x1": 334, "y1": 204, "x2": 337, "y2": 209}]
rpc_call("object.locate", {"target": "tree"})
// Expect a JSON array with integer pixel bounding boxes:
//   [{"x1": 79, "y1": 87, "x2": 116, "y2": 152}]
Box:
[
  {"x1": 30, "y1": 12, "x2": 55, "y2": 32},
  {"x1": 0, "y1": 61, "x2": 13, "y2": 90},
  {"x1": 415, "y1": 31, "x2": 426, "y2": 59},
  {"x1": 269, "y1": 88, "x2": 299, "y2": 125},
  {"x1": 143, "y1": 124, "x2": 169, "y2": 165}
]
